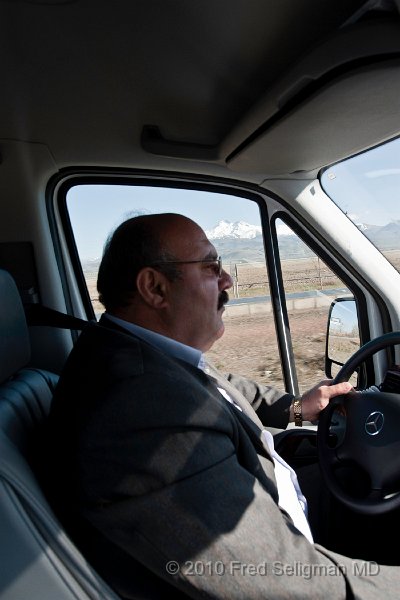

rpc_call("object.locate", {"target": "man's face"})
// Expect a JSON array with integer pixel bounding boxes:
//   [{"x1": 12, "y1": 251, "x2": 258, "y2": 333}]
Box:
[{"x1": 163, "y1": 218, "x2": 233, "y2": 352}]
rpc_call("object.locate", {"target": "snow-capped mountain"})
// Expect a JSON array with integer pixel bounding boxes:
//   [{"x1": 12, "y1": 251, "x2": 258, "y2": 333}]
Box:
[
  {"x1": 355, "y1": 222, "x2": 369, "y2": 232},
  {"x1": 205, "y1": 218, "x2": 400, "y2": 263},
  {"x1": 361, "y1": 220, "x2": 400, "y2": 250},
  {"x1": 206, "y1": 220, "x2": 262, "y2": 240},
  {"x1": 81, "y1": 219, "x2": 400, "y2": 268},
  {"x1": 206, "y1": 219, "x2": 297, "y2": 240}
]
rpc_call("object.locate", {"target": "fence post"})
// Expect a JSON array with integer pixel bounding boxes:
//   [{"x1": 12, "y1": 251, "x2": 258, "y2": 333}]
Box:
[
  {"x1": 230, "y1": 263, "x2": 239, "y2": 298},
  {"x1": 317, "y1": 257, "x2": 323, "y2": 290}
]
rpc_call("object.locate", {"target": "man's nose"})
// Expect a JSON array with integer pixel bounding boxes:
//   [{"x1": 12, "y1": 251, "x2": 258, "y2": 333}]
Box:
[{"x1": 219, "y1": 268, "x2": 233, "y2": 289}]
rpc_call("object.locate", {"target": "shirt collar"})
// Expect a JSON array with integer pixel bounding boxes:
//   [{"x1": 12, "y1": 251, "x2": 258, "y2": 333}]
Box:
[{"x1": 104, "y1": 313, "x2": 204, "y2": 369}]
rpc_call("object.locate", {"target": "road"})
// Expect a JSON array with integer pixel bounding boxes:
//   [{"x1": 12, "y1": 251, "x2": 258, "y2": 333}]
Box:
[{"x1": 229, "y1": 288, "x2": 350, "y2": 306}]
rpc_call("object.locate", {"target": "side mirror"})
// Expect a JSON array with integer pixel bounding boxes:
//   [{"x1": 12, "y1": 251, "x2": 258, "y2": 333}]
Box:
[{"x1": 325, "y1": 297, "x2": 360, "y2": 380}]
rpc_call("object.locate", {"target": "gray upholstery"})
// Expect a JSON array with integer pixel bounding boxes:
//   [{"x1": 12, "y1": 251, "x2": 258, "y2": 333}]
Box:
[
  {"x1": 0, "y1": 269, "x2": 30, "y2": 384},
  {"x1": 0, "y1": 269, "x2": 119, "y2": 599}
]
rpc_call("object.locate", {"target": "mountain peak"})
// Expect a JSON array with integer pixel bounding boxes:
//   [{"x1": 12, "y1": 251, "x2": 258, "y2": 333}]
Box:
[{"x1": 206, "y1": 220, "x2": 262, "y2": 240}]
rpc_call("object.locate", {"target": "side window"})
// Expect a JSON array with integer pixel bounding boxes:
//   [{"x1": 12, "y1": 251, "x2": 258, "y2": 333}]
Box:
[
  {"x1": 66, "y1": 184, "x2": 284, "y2": 390},
  {"x1": 275, "y1": 218, "x2": 355, "y2": 392}
]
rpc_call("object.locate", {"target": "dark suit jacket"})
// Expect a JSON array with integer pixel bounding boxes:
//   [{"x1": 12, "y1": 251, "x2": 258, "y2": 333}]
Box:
[{"x1": 43, "y1": 317, "x2": 400, "y2": 599}]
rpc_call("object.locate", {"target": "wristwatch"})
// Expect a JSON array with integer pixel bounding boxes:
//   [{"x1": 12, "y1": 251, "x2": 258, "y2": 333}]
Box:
[{"x1": 292, "y1": 396, "x2": 302, "y2": 427}]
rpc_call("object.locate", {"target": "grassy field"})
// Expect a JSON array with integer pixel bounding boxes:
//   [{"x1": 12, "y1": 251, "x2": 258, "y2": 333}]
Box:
[
  {"x1": 84, "y1": 249, "x2": 400, "y2": 304},
  {"x1": 227, "y1": 249, "x2": 400, "y2": 296},
  {"x1": 228, "y1": 257, "x2": 341, "y2": 298},
  {"x1": 85, "y1": 249, "x2": 400, "y2": 306},
  {"x1": 85, "y1": 255, "x2": 346, "y2": 308},
  {"x1": 83, "y1": 252, "x2": 399, "y2": 390},
  {"x1": 84, "y1": 258, "x2": 345, "y2": 391}
]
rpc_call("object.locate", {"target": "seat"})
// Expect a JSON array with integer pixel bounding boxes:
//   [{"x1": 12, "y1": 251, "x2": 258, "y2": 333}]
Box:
[{"x1": 0, "y1": 268, "x2": 119, "y2": 599}]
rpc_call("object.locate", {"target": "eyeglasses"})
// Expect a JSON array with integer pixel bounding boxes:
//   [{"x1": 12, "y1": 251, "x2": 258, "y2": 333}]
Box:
[{"x1": 151, "y1": 256, "x2": 223, "y2": 277}]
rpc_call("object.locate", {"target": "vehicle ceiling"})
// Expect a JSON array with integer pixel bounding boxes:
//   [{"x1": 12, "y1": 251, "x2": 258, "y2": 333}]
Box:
[{"x1": 1, "y1": 0, "x2": 400, "y2": 184}]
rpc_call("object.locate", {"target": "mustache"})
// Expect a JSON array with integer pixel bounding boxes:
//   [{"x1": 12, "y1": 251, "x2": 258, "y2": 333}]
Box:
[{"x1": 218, "y1": 290, "x2": 229, "y2": 310}]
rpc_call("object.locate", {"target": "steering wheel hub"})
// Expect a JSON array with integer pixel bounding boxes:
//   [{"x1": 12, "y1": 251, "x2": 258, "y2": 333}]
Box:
[{"x1": 318, "y1": 331, "x2": 400, "y2": 515}]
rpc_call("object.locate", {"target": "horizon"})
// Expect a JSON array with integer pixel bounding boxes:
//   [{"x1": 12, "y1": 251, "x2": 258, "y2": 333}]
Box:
[{"x1": 79, "y1": 217, "x2": 400, "y2": 267}]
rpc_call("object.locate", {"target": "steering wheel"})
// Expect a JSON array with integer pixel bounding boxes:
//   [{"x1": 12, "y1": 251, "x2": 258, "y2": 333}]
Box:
[{"x1": 318, "y1": 331, "x2": 400, "y2": 515}]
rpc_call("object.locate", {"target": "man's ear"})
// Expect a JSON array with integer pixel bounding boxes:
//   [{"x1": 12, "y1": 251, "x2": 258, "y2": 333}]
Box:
[{"x1": 136, "y1": 267, "x2": 169, "y2": 308}]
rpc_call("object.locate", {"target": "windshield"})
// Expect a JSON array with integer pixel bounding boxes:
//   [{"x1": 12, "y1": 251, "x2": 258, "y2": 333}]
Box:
[{"x1": 321, "y1": 137, "x2": 400, "y2": 274}]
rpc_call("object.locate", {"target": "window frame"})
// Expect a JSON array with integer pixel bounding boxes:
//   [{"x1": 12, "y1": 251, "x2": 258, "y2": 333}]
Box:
[{"x1": 48, "y1": 168, "x2": 391, "y2": 391}]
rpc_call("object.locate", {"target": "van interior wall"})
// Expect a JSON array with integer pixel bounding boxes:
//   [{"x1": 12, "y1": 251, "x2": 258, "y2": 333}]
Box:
[{"x1": 0, "y1": 140, "x2": 73, "y2": 373}]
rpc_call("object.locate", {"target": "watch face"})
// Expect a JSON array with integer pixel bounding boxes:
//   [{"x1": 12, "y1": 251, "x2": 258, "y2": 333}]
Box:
[{"x1": 293, "y1": 399, "x2": 302, "y2": 426}]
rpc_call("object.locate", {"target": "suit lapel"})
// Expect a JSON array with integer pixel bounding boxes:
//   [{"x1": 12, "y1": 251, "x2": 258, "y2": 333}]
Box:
[
  {"x1": 203, "y1": 361, "x2": 265, "y2": 428},
  {"x1": 202, "y1": 361, "x2": 278, "y2": 461}
]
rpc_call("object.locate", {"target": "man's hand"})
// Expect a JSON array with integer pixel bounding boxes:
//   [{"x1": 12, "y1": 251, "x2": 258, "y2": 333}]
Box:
[{"x1": 293, "y1": 380, "x2": 353, "y2": 424}]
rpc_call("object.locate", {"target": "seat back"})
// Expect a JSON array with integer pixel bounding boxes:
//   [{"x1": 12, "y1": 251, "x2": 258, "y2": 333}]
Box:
[{"x1": 0, "y1": 269, "x2": 119, "y2": 599}]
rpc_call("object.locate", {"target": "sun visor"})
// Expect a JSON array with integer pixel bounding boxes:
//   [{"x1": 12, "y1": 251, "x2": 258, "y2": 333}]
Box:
[{"x1": 226, "y1": 59, "x2": 400, "y2": 175}]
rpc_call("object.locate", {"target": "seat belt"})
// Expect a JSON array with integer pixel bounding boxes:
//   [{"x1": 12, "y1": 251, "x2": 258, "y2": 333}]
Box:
[{"x1": 24, "y1": 304, "x2": 89, "y2": 330}]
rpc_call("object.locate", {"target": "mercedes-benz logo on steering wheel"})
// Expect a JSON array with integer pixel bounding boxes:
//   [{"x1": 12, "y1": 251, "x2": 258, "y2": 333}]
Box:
[{"x1": 365, "y1": 411, "x2": 384, "y2": 436}]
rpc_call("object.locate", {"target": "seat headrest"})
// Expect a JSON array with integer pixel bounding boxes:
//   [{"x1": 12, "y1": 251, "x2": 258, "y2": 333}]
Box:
[{"x1": 0, "y1": 269, "x2": 30, "y2": 384}]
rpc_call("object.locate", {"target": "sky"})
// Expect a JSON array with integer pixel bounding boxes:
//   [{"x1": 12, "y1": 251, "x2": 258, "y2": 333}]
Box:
[
  {"x1": 67, "y1": 185, "x2": 261, "y2": 259},
  {"x1": 320, "y1": 136, "x2": 400, "y2": 227},
  {"x1": 67, "y1": 137, "x2": 400, "y2": 260}
]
